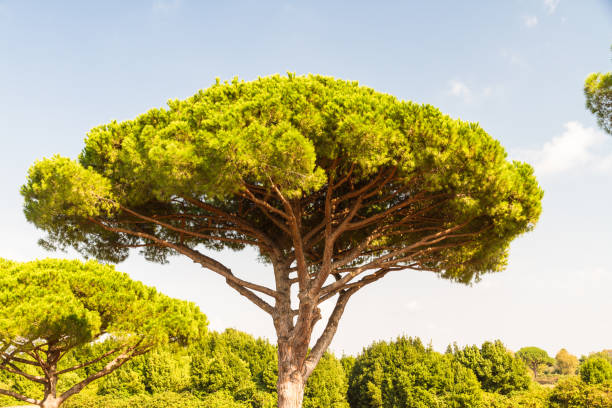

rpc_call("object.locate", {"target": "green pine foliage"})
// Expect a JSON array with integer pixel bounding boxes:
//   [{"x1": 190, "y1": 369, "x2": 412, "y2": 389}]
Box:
[
  {"x1": 584, "y1": 70, "x2": 612, "y2": 135},
  {"x1": 516, "y1": 347, "x2": 555, "y2": 378},
  {"x1": 22, "y1": 74, "x2": 542, "y2": 284}
]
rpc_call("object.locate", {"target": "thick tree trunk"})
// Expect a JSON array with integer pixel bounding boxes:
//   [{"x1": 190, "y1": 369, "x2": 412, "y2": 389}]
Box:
[
  {"x1": 41, "y1": 359, "x2": 60, "y2": 408},
  {"x1": 277, "y1": 373, "x2": 305, "y2": 408},
  {"x1": 40, "y1": 395, "x2": 61, "y2": 408},
  {"x1": 277, "y1": 342, "x2": 306, "y2": 408},
  {"x1": 275, "y1": 312, "x2": 308, "y2": 408},
  {"x1": 272, "y1": 260, "x2": 310, "y2": 408},
  {"x1": 40, "y1": 379, "x2": 60, "y2": 408}
]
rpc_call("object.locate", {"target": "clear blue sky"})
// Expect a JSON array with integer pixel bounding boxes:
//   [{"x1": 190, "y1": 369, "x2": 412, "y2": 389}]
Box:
[{"x1": 1, "y1": 0, "x2": 611, "y2": 358}]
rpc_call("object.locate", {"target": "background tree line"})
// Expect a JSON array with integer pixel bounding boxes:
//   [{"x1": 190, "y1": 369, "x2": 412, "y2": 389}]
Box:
[
  {"x1": 3, "y1": 330, "x2": 609, "y2": 408},
  {"x1": 1, "y1": 259, "x2": 610, "y2": 408}
]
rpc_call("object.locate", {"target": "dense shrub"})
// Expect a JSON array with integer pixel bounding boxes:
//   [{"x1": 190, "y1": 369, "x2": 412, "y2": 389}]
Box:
[
  {"x1": 191, "y1": 346, "x2": 254, "y2": 396},
  {"x1": 0, "y1": 363, "x2": 43, "y2": 405},
  {"x1": 303, "y1": 353, "x2": 349, "y2": 408},
  {"x1": 579, "y1": 356, "x2": 612, "y2": 384},
  {"x1": 548, "y1": 377, "x2": 612, "y2": 408},
  {"x1": 453, "y1": 340, "x2": 530, "y2": 394},
  {"x1": 190, "y1": 329, "x2": 348, "y2": 407},
  {"x1": 481, "y1": 385, "x2": 549, "y2": 408},
  {"x1": 64, "y1": 391, "x2": 219, "y2": 408},
  {"x1": 145, "y1": 347, "x2": 192, "y2": 393},
  {"x1": 347, "y1": 337, "x2": 482, "y2": 408},
  {"x1": 96, "y1": 357, "x2": 147, "y2": 397}
]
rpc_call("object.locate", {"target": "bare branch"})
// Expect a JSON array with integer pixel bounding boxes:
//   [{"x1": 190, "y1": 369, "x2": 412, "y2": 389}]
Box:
[
  {"x1": 240, "y1": 185, "x2": 291, "y2": 221},
  {"x1": 182, "y1": 196, "x2": 282, "y2": 257},
  {"x1": 0, "y1": 353, "x2": 38, "y2": 366},
  {"x1": 226, "y1": 280, "x2": 275, "y2": 315},
  {"x1": 56, "y1": 346, "x2": 122, "y2": 375},
  {"x1": 0, "y1": 362, "x2": 46, "y2": 384},
  {"x1": 88, "y1": 218, "x2": 278, "y2": 302},
  {"x1": 59, "y1": 341, "x2": 148, "y2": 404},
  {"x1": 303, "y1": 288, "x2": 357, "y2": 378},
  {"x1": 0, "y1": 388, "x2": 40, "y2": 405},
  {"x1": 115, "y1": 203, "x2": 260, "y2": 248}
]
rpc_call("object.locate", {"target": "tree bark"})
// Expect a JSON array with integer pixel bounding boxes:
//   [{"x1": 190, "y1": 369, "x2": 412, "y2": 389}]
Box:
[
  {"x1": 40, "y1": 394, "x2": 60, "y2": 408},
  {"x1": 277, "y1": 340, "x2": 306, "y2": 408},
  {"x1": 41, "y1": 368, "x2": 59, "y2": 408},
  {"x1": 531, "y1": 363, "x2": 538, "y2": 379},
  {"x1": 277, "y1": 374, "x2": 305, "y2": 408}
]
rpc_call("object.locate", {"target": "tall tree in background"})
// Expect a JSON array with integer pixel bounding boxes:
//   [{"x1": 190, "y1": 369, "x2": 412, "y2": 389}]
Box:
[
  {"x1": 0, "y1": 258, "x2": 207, "y2": 408},
  {"x1": 584, "y1": 45, "x2": 612, "y2": 135},
  {"x1": 516, "y1": 347, "x2": 554, "y2": 379},
  {"x1": 21, "y1": 75, "x2": 543, "y2": 408},
  {"x1": 555, "y1": 348, "x2": 579, "y2": 375}
]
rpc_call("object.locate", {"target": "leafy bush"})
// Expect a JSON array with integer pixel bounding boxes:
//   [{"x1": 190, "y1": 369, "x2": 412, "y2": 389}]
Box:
[
  {"x1": 96, "y1": 357, "x2": 146, "y2": 396},
  {"x1": 548, "y1": 377, "x2": 612, "y2": 408},
  {"x1": 64, "y1": 391, "x2": 217, "y2": 408},
  {"x1": 453, "y1": 340, "x2": 530, "y2": 394},
  {"x1": 145, "y1": 347, "x2": 191, "y2": 393},
  {"x1": 481, "y1": 386, "x2": 549, "y2": 408},
  {"x1": 190, "y1": 347, "x2": 254, "y2": 397},
  {"x1": 579, "y1": 356, "x2": 612, "y2": 384},
  {"x1": 303, "y1": 353, "x2": 349, "y2": 408},
  {"x1": 347, "y1": 337, "x2": 482, "y2": 408}
]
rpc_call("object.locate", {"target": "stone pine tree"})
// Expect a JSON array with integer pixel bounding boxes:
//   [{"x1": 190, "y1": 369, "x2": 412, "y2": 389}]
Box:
[
  {"x1": 584, "y1": 45, "x2": 612, "y2": 135},
  {"x1": 516, "y1": 347, "x2": 554, "y2": 379},
  {"x1": 0, "y1": 258, "x2": 207, "y2": 408},
  {"x1": 22, "y1": 75, "x2": 543, "y2": 408}
]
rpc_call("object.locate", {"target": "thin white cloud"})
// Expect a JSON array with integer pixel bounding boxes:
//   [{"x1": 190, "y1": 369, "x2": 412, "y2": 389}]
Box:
[
  {"x1": 523, "y1": 15, "x2": 538, "y2": 28},
  {"x1": 448, "y1": 80, "x2": 472, "y2": 102},
  {"x1": 447, "y1": 80, "x2": 504, "y2": 103},
  {"x1": 500, "y1": 49, "x2": 529, "y2": 69},
  {"x1": 153, "y1": 0, "x2": 181, "y2": 12},
  {"x1": 518, "y1": 121, "x2": 612, "y2": 175},
  {"x1": 544, "y1": 0, "x2": 560, "y2": 14}
]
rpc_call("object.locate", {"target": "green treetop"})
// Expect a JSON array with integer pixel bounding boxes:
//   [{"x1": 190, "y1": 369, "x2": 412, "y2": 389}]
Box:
[
  {"x1": 584, "y1": 46, "x2": 612, "y2": 135},
  {"x1": 452, "y1": 340, "x2": 530, "y2": 394},
  {"x1": 580, "y1": 356, "x2": 612, "y2": 385},
  {"x1": 585, "y1": 72, "x2": 612, "y2": 135},
  {"x1": 555, "y1": 348, "x2": 579, "y2": 375},
  {"x1": 22, "y1": 74, "x2": 543, "y2": 408},
  {"x1": 0, "y1": 258, "x2": 207, "y2": 408},
  {"x1": 347, "y1": 337, "x2": 483, "y2": 408},
  {"x1": 516, "y1": 347, "x2": 554, "y2": 379}
]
